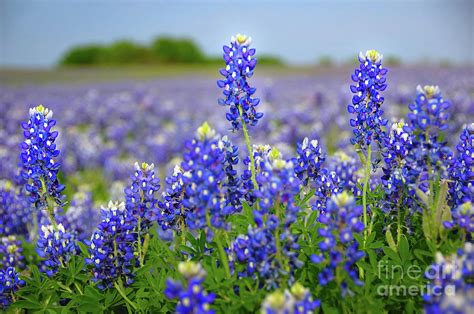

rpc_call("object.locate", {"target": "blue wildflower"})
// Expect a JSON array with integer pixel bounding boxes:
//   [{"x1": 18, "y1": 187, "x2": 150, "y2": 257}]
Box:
[
  {"x1": 381, "y1": 120, "x2": 415, "y2": 213},
  {"x1": 311, "y1": 192, "x2": 365, "y2": 291},
  {"x1": 148, "y1": 165, "x2": 186, "y2": 235},
  {"x1": 312, "y1": 169, "x2": 342, "y2": 212},
  {"x1": 180, "y1": 123, "x2": 236, "y2": 237},
  {"x1": 407, "y1": 85, "x2": 453, "y2": 193},
  {"x1": 0, "y1": 236, "x2": 24, "y2": 270},
  {"x1": 329, "y1": 151, "x2": 361, "y2": 197},
  {"x1": 260, "y1": 283, "x2": 320, "y2": 314},
  {"x1": 20, "y1": 105, "x2": 65, "y2": 209},
  {"x1": 423, "y1": 242, "x2": 474, "y2": 313},
  {"x1": 443, "y1": 202, "x2": 473, "y2": 233},
  {"x1": 293, "y1": 137, "x2": 325, "y2": 187},
  {"x1": 220, "y1": 136, "x2": 242, "y2": 211},
  {"x1": 217, "y1": 34, "x2": 263, "y2": 130},
  {"x1": 0, "y1": 181, "x2": 31, "y2": 237},
  {"x1": 449, "y1": 123, "x2": 473, "y2": 207},
  {"x1": 36, "y1": 223, "x2": 78, "y2": 277},
  {"x1": 0, "y1": 267, "x2": 25, "y2": 310},
  {"x1": 87, "y1": 201, "x2": 136, "y2": 290},
  {"x1": 348, "y1": 50, "x2": 388, "y2": 149},
  {"x1": 165, "y1": 261, "x2": 215, "y2": 314}
]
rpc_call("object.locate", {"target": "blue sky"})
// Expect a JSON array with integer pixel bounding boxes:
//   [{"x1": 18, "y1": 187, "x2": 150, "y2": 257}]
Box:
[{"x1": 1, "y1": 0, "x2": 472, "y2": 67}]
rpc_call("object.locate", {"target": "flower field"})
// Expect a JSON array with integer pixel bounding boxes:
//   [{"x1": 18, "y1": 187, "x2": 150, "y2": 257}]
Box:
[{"x1": 0, "y1": 34, "x2": 473, "y2": 313}]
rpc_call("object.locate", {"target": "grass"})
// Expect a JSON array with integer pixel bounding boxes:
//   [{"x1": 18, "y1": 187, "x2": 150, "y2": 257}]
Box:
[{"x1": 0, "y1": 64, "x2": 348, "y2": 86}]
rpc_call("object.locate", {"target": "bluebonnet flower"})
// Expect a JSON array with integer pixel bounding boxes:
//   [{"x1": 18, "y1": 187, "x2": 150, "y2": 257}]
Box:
[
  {"x1": 0, "y1": 236, "x2": 24, "y2": 270},
  {"x1": 64, "y1": 188, "x2": 100, "y2": 241},
  {"x1": 148, "y1": 165, "x2": 186, "y2": 235},
  {"x1": 381, "y1": 120, "x2": 415, "y2": 213},
  {"x1": 329, "y1": 151, "x2": 361, "y2": 196},
  {"x1": 293, "y1": 137, "x2": 325, "y2": 187},
  {"x1": 36, "y1": 223, "x2": 78, "y2": 277},
  {"x1": 443, "y1": 202, "x2": 473, "y2": 233},
  {"x1": 220, "y1": 136, "x2": 242, "y2": 211},
  {"x1": 312, "y1": 170, "x2": 342, "y2": 212},
  {"x1": 260, "y1": 283, "x2": 320, "y2": 314},
  {"x1": 347, "y1": 50, "x2": 388, "y2": 149},
  {"x1": 217, "y1": 34, "x2": 263, "y2": 130},
  {"x1": 423, "y1": 242, "x2": 474, "y2": 313},
  {"x1": 87, "y1": 201, "x2": 136, "y2": 290},
  {"x1": 255, "y1": 147, "x2": 301, "y2": 226},
  {"x1": 241, "y1": 145, "x2": 272, "y2": 206},
  {"x1": 449, "y1": 123, "x2": 473, "y2": 207},
  {"x1": 125, "y1": 162, "x2": 160, "y2": 228},
  {"x1": 180, "y1": 123, "x2": 236, "y2": 237},
  {"x1": 311, "y1": 192, "x2": 364, "y2": 290},
  {"x1": 165, "y1": 261, "x2": 215, "y2": 314},
  {"x1": 407, "y1": 85, "x2": 453, "y2": 192},
  {"x1": 0, "y1": 267, "x2": 25, "y2": 310},
  {"x1": 0, "y1": 181, "x2": 31, "y2": 237},
  {"x1": 19, "y1": 105, "x2": 65, "y2": 209}
]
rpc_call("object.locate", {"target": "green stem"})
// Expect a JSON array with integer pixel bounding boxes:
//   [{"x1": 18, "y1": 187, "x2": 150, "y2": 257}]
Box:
[
  {"x1": 114, "y1": 281, "x2": 138, "y2": 311},
  {"x1": 206, "y1": 211, "x2": 231, "y2": 278},
  {"x1": 40, "y1": 178, "x2": 58, "y2": 229},
  {"x1": 215, "y1": 232, "x2": 231, "y2": 279},
  {"x1": 137, "y1": 216, "x2": 143, "y2": 266},
  {"x1": 362, "y1": 144, "x2": 372, "y2": 240},
  {"x1": 238, "y1": 105, "x2": 258, "y2": 190}
]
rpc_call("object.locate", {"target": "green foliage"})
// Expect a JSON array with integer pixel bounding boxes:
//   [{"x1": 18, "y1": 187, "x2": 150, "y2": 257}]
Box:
[
  {"x1": 151, "y1": 37, "x2": 205, "y2": 64},
  {"x1": 59, "y1": 36, "x2": 284, "y2": 66}
]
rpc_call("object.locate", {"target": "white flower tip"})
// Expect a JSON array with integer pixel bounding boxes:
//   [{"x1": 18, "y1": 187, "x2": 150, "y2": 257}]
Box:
[{"x1": 30, "y1": 104, "x2": 53, "y2": 119}]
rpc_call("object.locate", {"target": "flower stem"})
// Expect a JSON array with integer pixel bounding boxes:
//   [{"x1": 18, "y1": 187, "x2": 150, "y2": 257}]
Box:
[
  {"x1": 114, "y1": 281, "x2": 138, "y2": 311},
  {"x1": 238, "y1": 106, "x2": 258, "y2": 190},
  {"x1": 40, "y1": 178, "x2": 58, "y2": 230},
  {"x1": 215, "y1": 231, "x2": 231, "y2": 279},
  {"x1": 362, "y1": 144, "x2": 372, "y2": 241}
]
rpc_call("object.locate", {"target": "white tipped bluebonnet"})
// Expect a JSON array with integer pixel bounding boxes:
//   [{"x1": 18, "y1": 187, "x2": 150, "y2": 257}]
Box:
[
  {"x1": 0, "y1": 236, "x2": 24, "y2": 270},
  {"x1": 87, "y1": 201, "x2": 136, "y2": 290},
  {"x1": 217, "y1": 34, "x2": 263, "y2": 130},
  {"x1": 20, "y1": 105, "x2": 65, "y2": 209},
  {"x1": 165, "y1": 261, "x2": 215, "y2": 314},
  {"x1": 0, "y1": 267, "x2": 25, "y2": 310},
  {"x1": 348, "y1": 50, "x2": 388, "y2": 150},
  {"x1": 293, "y1": 137, "x2": 325, "y2": 187},
  {"x1": 36, "y1": 223, "x2": 78, "y2": 277}
]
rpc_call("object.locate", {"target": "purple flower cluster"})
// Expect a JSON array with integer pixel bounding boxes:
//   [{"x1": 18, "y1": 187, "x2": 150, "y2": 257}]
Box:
[
  {"x1": 87, "y1": 201, "x2": 136, "y2": 290},
  {"x1": 348, "y1": 50, "x2": 388, "y2": 149},
  {"x1": 423, "y1": 243, "x2": 474, "y2": 313},
  {"x1": 0, "y1": 236, "x2": 24, "y2": 270},
  {"x1": 150, "y1": 165, "x2": 186, "y2": 235},
  {"x1": 19, "y1": 105, "x2": 65, "y2": 209},
  {"x1": 329, "y1": 151, "x2": 361, "y2": 197},
  {"x1": 311, "y1": 192, "x2": 364, "y2": 290},
  {"x1": 255, "y1": 148, "x2": 301, "y2": 226},
  {"x1": 381, "y1": 120, "x2": 415, "y2": 213},
  {"x1": 125, "y1": 162, "x2": 161, "y2": 234},
  {"x1": 449, "y1": 123, "x2": 473, "y2": 207},
  {"x1": 220, "y1": 136, "x2": 242, "y2": 211},
  {"x1": 407, "y1": 86, "x2": 453, "y2": 192},
  {"x1": 293, "y1": 137, "x2": 325, "y2": 187},
  {"x1": 179, "y1": 123, "x2": 237, "y2": 237},
  {"x1": 312, "y1": 170, "x2": 342, "y2": 212},
  {"x1": 0, "y1": 267, "x2": 25, "y2": 310},
  {"x1": 165, "y1": 261, "x2": 215, "y2": 314},
  {"x1": 36, "y1": 223, "x2": 78, "y2": 277},
  {"x1": 217, "y1": 34, "x2": 263, "y2": 130},
  {"x1": 443, "y1": 202, "x2": 473, "y2": 234},
  {"x1": 0, "y1": 181, "x2": 31, "y2": 237},
  {"x1": 261, "y1": 283, "x2": 320, "y2": 314}
]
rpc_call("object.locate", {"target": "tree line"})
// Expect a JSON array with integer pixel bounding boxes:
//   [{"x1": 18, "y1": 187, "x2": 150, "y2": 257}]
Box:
[{"x1": 59, "y1": 37, "x2": 283, "y2": 66}]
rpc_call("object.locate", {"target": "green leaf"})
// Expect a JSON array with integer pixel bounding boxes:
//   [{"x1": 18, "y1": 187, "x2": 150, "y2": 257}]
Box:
[
  {"x1": 385, "y1": 228, "x2": 397, "y2": 252},
  {"x1": 398, "y1": 235, "x2": 410, "y2": 262}
]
